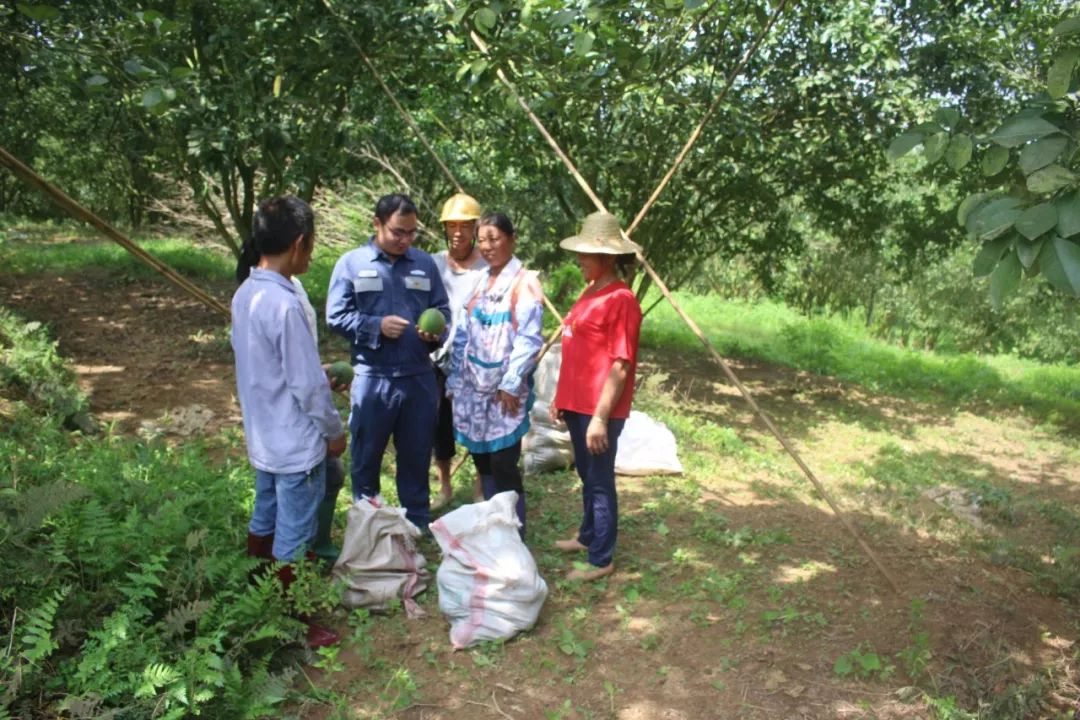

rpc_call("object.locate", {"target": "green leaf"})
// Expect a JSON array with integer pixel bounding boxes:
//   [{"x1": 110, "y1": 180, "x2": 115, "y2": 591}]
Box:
[
  {"x1": 123, "y1": 59, "x2": 155, "y2": 78},
  {"x1": 470, "y1": 58, "x2": 488, "y2": 76},
  {"x1": 923, "y1": 133, "x2": 948, "y2": 163},
  {"x1": 968, "y1": 196, "x2": 1023, "y2": 240},
  {"x1": 474, "y1": 7, "x2": 497, "y2": 30},
  {"x1": 1047, "y1": 49, "x2": 1079, "y2": 99},
  {"x1": 989, "y1": 250, "x2": 1021, "y2": 308},
  {"x1": 1017, "y1": 238, "x2": 1044, "y2": 269},
  {"x1": 1055, "y1": 192, "x2": 1080, "y2": 238},
  {"x1": 169, "y1": 66, "x2": 193, "y2": 81},
  {"x1": 685, "y1": 0, "x2": 708, "y2": 8},
  {"x1": 1027, "y1": 164, "x2": 1077, "y2": 194},
  {"x1": 1038, "y1": 236, "x2": 1080, "y2": 295},
  {"x1": 551, "y1": 9, "x2": 575, "y2": 27},
  {"x1": 1052, "y1": 17, "x2": 1080, "y2": 37},
  {"x1": 573, "y1": 31, "x2": 594, "y2": 56},
  {"x1": 858, "y1": 652, "x2": 882, "y2": 672},
  {"x1": 957, "y1": 192, "x2": 992, "y2": 227},
  {"x1": 833, "y1": 656, "x2": 854, "y2": 676},
  {"x1": 15, "y1": 3, "x2": 59, "y2": 21},
  {"x1": 988, "y1": 116, "x2": 1062, "y2": 148},
  {"x1": 980, "y1": 145, "x2": 1009, "y2": 176},
  {"x1": 945, "y1": 134, "x2": 972, "y2": 170},
  {"x1": 1014, "y1": 203, "x2": 1058, "y2": 241},
  {"x1": 455, "y1": 62, "x2": 471, "y2": 82},
  {"x1": 933, "y1": 107, "x2": 960, "y2": 130},
  {"x1": 973, "y1": 236, "x2": 1011, "y2": 277},
  {"x1": 142, "y1": 87, "x2": 166, "y2": 108},
  {"x1": 886, "y1": 132, "x2": 922, "y2": 161},
  {"x1": 1018, "y1": 136, "x2": 1068, "y2": 175},
  {"x1": 84, "y1": 74, "x2": 109, "y2": 87}
]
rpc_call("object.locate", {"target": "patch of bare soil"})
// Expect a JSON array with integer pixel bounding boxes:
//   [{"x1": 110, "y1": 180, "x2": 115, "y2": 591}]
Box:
[
  {"x1": 0, "y1": 268, "x2": 239, "y2": 437},
  {"x1": 3, "y1": 267, "x2": 1078, "y2": 719}
]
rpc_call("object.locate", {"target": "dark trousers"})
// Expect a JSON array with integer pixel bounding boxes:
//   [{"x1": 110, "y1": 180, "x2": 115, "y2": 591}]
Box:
[
  {"x1": 471, "y1": 441, "x2": 524, "y2": 496},
  {"x1": 349, "y1": 372, "x2": 438, "y2": 530},
  {"x1": 433, "y1": 367, "x2": 456, "y2": 462},
  {"x1": 473, "y1": 441, "x2": 526, "y2": 537},
  {"x1": 564, "y1": 411, "x2": 626, "y2": 568}
]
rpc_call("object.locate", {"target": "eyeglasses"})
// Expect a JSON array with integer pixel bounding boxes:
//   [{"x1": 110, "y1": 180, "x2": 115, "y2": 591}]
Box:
[{"x1": 386, "y1": 226, "x2": 419, "y2": 240}]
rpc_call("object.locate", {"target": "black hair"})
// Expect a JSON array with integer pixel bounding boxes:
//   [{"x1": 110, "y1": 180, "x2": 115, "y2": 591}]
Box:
[
  {"x1": 235, "y1": 236, "x2": 260, "y2": 284},
  {"x1": 374, "y1": 193, "x2": 418, "y2": 223},
  {"x1": 477, "y1": 211, "x2": 515, "y2": 238},
  {"x1": 615, "y1": 253, "x2": 638, "y2": 281},
  {"x1": 235, "y1": 195, "x2": 314, "y2": 283}
]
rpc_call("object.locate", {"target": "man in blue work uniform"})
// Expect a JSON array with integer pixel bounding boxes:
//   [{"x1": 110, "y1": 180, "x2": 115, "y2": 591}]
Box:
[{"x1": 326, "y1": 194, "x2": 451, "y2": 531}]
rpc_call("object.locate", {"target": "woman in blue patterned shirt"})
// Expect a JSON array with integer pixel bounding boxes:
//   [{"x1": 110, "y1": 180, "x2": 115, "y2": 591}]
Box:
[{"x1": 446, "y1": 212, "x2": 544, "y2": 538}]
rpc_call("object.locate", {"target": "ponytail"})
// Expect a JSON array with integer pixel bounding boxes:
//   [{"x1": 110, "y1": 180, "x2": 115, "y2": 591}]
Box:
[{"x1": 235, "y1": 235, "x2": 260, "y2": 284}]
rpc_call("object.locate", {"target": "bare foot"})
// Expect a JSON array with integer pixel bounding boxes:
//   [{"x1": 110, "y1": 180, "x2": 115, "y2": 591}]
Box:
[
  {"x1": 554, "y1": 538, "x2": 588, "y2": 553},
  {"x1": 430, "y1": 485, "x2": 453, "y2": 510},
  {"x1": 567, "y1": 564, "x2": 614, "y2": 582}
]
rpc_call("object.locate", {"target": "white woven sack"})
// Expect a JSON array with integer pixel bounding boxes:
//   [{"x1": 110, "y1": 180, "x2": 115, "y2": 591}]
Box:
[
  {"x1": 332, "y1": 497, "x2": 429, "y2": 618},
  {"x1": 430, "y1": 492, "x2": 548, "y2": 649},
  {"x1": 614, "y1": 410, "x2": 683, "y2": 476}
]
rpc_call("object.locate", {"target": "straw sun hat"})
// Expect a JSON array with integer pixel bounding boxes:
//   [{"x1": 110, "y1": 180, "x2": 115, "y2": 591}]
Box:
[{"x1": 559, "y1": 211, "x2": 641, "y2": 255}]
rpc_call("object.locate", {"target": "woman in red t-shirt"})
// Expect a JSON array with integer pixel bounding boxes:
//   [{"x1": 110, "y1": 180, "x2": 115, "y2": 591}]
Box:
[{"x1": 550, "y1": 212, "x2": 642, "y2": 582}]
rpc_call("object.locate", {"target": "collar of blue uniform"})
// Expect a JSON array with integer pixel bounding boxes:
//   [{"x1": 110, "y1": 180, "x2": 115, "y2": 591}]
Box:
[{"x1": 365, "y1": 237, "x2": 416, "y2": 264}]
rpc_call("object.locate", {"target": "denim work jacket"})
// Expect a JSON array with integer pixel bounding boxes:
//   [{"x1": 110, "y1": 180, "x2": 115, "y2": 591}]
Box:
[{"x1": 326, "y1": 239, "x2": 451, "y2": 378}]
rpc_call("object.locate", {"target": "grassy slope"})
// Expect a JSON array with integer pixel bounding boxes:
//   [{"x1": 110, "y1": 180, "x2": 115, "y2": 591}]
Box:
[{"x1": 641, "y1": 293, "x2": 1080, "y2": 431}]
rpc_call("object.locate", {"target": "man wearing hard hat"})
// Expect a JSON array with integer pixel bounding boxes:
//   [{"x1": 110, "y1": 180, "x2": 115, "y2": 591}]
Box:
[{"x1": 430, "y1": 193, "x2": 488, "y2": 508}]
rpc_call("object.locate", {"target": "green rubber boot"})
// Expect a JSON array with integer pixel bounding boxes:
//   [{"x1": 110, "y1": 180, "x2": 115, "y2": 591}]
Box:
[{"x1": 311, "y1": 496, "x2": 340, "y2": 565}]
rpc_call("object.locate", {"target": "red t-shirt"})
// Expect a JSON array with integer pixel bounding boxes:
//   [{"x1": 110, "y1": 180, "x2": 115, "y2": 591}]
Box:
[{"x1": 554, "y1": 280, "x2": 642, "y2": 420}]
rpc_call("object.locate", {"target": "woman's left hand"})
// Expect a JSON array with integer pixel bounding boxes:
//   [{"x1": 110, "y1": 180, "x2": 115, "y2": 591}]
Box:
[
  {"x1": 586, "y1": 416, "x2": 609, "y2": 454},
  {"x1": 496, "y1": 390, "x2": 520, "y2": 415}
]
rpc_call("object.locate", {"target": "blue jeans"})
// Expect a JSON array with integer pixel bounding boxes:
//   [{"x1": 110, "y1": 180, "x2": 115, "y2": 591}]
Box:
[
  {"x1": 564, "y1": 411, "x2": 626, "y2": 568},
  {"x1": 349, "y1": 371, "x2": 438, "y2": 530},
  {"x1": 249, "y1": 460, "x2": 326, "y2": 561}
]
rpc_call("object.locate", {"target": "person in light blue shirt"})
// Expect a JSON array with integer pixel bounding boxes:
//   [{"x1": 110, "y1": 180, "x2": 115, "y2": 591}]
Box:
[
  {"x1": 231, "y1": 195, "x2": 346, "y2": 648},
  {"x1": 326, "y1": 194, "x2": 451, "y2": 531}
]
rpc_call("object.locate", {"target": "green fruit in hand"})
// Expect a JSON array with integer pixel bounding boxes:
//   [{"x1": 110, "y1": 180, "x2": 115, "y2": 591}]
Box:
[
  {"x1": 418, "y1": 308, "x2": 446, "y2": 336},
  {"x1": 328, "y1": 361, "x2": 354, "y2": 385}
]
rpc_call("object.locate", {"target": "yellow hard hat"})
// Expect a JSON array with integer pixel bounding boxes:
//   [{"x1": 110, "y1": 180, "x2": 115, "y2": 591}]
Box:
[{"x1": 440, "y1": 193, "x2": 482, "y2": 223}]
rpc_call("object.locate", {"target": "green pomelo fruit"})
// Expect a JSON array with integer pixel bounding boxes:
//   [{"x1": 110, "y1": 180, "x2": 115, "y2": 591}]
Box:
[
  {"x1": 418, "y1": 308, "x2": 446, "y2": 335},
  {"x1": 328, "y1": 361, "x2": 354, "y2": 385}
]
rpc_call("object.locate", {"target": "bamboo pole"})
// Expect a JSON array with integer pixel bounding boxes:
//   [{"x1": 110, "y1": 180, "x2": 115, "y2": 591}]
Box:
[
  {"x1": 0, "y1": 146, "x2": 231, "y2": 319},
  {"x1": 626, "y1": 0, "x2": 792, "y2": 236},
  {"x1": 450, "y1": 3, "x2": 900, "y2": 594}
]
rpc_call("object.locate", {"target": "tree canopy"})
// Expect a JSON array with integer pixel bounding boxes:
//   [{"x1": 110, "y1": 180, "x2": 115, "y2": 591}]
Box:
[{"x1": 2, "y1": 1, "x2": 1076, "y2": 302}]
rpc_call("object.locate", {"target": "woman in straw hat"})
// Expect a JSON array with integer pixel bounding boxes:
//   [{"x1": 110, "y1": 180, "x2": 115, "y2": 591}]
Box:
[
  {"x1": 445, "y1": 212, "x2": 544, "y2": 537},
  {"x1": 551, "y1": 211, "x2": 642, "y2": 582}
]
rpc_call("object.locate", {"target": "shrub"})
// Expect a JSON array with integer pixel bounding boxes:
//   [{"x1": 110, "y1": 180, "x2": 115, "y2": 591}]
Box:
[{"x1": 0, "y1": 308, "x2": 332, "y2": 718}]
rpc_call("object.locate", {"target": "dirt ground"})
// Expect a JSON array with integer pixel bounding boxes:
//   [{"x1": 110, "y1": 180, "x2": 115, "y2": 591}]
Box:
[{"x1": 2, "y1": 262, "x2": 1078, "y2": 720}]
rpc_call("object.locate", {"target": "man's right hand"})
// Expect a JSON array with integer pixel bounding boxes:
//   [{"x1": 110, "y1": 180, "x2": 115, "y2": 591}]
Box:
[
  {"x1": 380, "y1": 315, "x2": 410, "y2": 339},
  {"x1": 327, "y1": 434, "x2": 347, "y2": 458}
]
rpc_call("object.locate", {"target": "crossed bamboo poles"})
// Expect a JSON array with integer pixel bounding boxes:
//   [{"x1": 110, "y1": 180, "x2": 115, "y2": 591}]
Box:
[
  {"x1": 3, "y1": 2, "x2": 899, "y2": 592},
  {"x1": 328, "y1": 0, "x2": 899, "y2": 593}
]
